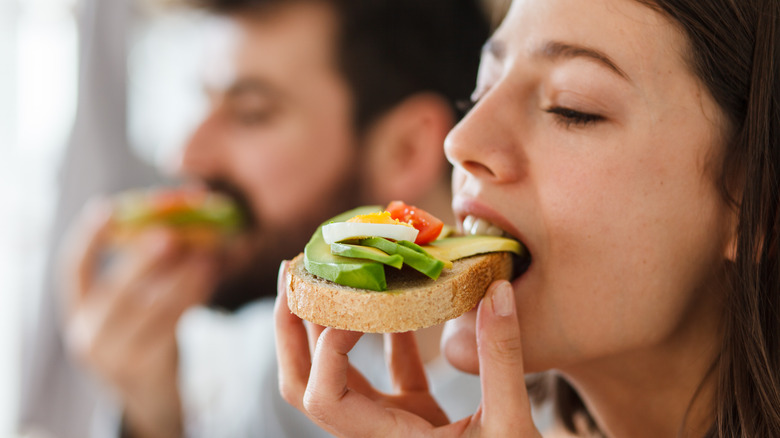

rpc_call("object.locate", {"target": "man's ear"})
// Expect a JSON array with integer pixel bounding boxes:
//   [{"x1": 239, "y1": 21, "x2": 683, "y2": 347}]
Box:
[{"x1": 359, "y1": 93, "x2": 454, "y2": 204}]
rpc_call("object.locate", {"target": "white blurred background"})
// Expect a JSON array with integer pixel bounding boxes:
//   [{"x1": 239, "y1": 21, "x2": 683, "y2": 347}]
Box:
[
  {"x1": 0, "y1": 0, "x2": 209, "y2": 435},
  {"x1": 0, "y1": 0, "x2": 79, "y2": 434}
]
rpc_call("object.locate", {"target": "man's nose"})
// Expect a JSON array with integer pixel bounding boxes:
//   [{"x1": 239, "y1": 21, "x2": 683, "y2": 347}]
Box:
[{"x1": 176, "y1": 113, "x2": 223, "y2": 179}]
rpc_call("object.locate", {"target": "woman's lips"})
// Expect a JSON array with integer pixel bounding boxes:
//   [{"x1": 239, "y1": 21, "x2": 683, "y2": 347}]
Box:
[
  {"x1": 453, "y1": 197, "x2": 529, "y2": 250},
  {"x1": 460, "y1": 215, "x2": 531, "y2": 283},
  {"x1": 455, "y1": 205, "x2": 533, "y2": 281}
]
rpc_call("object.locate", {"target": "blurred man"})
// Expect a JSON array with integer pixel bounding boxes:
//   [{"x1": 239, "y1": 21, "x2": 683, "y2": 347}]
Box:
[{"x1": 62, "y1": 0, "x2": 488, "y2": 437}]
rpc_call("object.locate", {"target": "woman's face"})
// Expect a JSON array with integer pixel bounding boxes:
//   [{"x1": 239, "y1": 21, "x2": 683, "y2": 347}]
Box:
[{"x1": 443, "y1": 0, "x2": 735, "y2": 374}]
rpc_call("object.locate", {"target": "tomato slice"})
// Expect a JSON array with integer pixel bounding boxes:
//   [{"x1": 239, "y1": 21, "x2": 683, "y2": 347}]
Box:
[
  {"x1": 385, "y1": 201, "x2": 444, "y2": 245},
  {"x1": 151, "y1": 188, "x2": 206, "y2": 217}
]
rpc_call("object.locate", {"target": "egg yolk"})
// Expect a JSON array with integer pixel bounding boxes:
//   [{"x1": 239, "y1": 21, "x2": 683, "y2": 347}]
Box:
[{"x1": 346, "y1": 211, "x2": 413, "y2": 227}]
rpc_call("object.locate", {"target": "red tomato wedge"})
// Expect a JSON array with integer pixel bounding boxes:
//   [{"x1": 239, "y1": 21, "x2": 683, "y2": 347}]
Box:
[
  {"x1": 151, "y1": 189, "x2": 206, "y2": 216},
  {"x1": 386, "y1": 201, "x2": 444, "y2": 245}
]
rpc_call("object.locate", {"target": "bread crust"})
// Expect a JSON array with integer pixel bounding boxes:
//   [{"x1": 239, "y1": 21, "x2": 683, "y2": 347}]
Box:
[{"x1": 286, "y1": 252, "x2": 513, "y2": 333}]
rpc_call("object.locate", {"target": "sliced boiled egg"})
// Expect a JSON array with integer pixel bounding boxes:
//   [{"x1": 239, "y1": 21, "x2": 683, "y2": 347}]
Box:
[{"x1": 322, "y1": 211, "x2": 419, "y2": 244}]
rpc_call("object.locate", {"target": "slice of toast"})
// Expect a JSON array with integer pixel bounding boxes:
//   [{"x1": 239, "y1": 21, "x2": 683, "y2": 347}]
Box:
[{"x1": 285, "y1": 251, "x2": 513, "y2": 333}]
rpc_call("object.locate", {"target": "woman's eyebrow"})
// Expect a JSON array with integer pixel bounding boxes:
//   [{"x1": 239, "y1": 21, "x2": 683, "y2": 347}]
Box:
[{"x1": 535, "y1": 41, "x2": 631, "y2": 82}]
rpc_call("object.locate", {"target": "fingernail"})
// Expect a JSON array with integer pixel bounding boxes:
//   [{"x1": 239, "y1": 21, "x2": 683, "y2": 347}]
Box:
[
  {"x1": 492, "y1": 281, "x2": 514, "y2": 317},
  {"x1": 277, "y1": 260, "x2": 289, "y2": 295}
]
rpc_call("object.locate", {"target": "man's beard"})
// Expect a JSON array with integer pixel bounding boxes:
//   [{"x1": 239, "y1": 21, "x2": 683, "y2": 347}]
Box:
[{"x1": 204, "y1": 171, "x2": 361, "y2": 311}]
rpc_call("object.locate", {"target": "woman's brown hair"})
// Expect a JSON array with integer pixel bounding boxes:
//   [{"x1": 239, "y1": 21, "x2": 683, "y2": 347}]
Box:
[{"x1": 540, "y1": 0, "x2": 780, "y2": 436}]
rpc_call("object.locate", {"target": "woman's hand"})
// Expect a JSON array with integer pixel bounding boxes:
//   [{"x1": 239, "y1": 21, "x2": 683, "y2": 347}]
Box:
[{"x1": 274, "y1": 261, "x2": 542, "y2": 437}]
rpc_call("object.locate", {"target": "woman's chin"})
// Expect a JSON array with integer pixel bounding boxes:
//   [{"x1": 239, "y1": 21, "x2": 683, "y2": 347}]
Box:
[{"x1": 441, "y1": 310, "x2": 480, "y2": 374}]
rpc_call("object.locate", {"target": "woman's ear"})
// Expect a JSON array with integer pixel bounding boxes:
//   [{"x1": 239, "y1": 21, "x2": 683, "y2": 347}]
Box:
[
  {"x1": 723, "y1": 208, "x2": 739, "y2": 262},
  {"x1": 358, "y1": 93, "x2": 454, "y2": 204},
  {"x1": 724, "y1": 234, "x2": 737, "y2": 262}
]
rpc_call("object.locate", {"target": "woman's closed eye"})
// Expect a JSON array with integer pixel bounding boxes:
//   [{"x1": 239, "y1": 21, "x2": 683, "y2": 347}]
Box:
[
  {"x1": 545, "y1": 106, "x2": 605, "y2": 128},
  {"x1": 455, "y1": 97, "x2": 606, "y2": 131}
]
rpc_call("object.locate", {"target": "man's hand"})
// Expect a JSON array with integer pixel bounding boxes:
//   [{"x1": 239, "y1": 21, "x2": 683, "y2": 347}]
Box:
[
  {"x1": 61, "y1": 200, "x2": 218, "y2": 438},
  {"x1": 274, "y1": 261, "x2": 543, "y2": 438}
]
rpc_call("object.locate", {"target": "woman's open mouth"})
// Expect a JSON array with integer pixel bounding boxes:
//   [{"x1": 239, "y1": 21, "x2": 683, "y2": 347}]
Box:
[{"x1": 461, "y1": 214, "x2": 531, "y2": 281}]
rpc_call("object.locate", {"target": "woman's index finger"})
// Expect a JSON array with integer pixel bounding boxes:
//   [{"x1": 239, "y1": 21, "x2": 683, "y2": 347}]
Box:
[
  {"x1": 305, "y1": 327, "x2": 400, "y2": 436},
  {"x1": 476, "y1": 280, "x2": 540, "y2": 436}
]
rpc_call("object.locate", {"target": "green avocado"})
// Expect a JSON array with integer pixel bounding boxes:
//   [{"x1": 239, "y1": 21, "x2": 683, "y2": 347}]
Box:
[
  {"x1": 304, "y1": 206, "x2": 388, "y2": 291},
  {"x1": 330, "y1": 243, "x2": 404, "y2": 269},
  {"x1": 358, "y1": 237, "x2": 445, "y2": 280},
  {"x1": 397, "y1": 239, "x2": 426, "y2": 254},
  {"x1": 423, "y1": 235, "x2": 524, "y2": 261}
]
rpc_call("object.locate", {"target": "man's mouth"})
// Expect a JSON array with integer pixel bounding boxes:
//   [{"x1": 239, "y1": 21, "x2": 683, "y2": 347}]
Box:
[
  {"x1": 206, "y1": 179, "x2": 258, "y2": 231},
  {"x1": 461, "y1": 214, "x2": 531, "y2": 281}
]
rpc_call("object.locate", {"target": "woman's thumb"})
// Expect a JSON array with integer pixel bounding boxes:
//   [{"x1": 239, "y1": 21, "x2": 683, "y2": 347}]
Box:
[{"x1": 476, "y1": 280, "x2": 539, "y2": 436}]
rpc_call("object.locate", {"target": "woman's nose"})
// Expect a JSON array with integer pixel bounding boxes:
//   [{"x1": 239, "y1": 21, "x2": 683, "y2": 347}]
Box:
[{"x1": 444, "y1": 89, "x2": 525, "y2": 184}]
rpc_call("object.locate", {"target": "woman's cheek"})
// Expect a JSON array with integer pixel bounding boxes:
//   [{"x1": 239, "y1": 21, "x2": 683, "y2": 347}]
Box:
[{"x1": 441, "y1": 310, "x2": 480, "y2": 374}]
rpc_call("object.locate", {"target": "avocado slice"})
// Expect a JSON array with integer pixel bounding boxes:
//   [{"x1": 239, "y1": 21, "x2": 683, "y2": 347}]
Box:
[
  {"x1": 330, "y1": 243, "x2": 404, "y2": 269},
  {"x1": 358, "y1": 237, "x2": 445, "y2": 280},
  {"x1": 397, "y1": 239, "x2": 426, "y2": 254},
  {"x1": 304, "y1": 206, "x2": 388, "y2": 291},
  {"x1": 423, "y1": 235, "x2": 524, "y2": 262},
  {"x1": 396, "y1": 239, "x2": 453, "y2": 269}
]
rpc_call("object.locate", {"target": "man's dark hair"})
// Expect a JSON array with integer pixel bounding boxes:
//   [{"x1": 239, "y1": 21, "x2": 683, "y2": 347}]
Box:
[{"x1": 192, "y1": 0, "x2": 490, "y2": 130}]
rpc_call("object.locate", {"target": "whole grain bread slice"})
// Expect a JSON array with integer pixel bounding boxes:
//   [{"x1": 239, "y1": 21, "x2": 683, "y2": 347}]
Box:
[{"x1": 285, "y1": 251, "x2": 513, "y2": 333}]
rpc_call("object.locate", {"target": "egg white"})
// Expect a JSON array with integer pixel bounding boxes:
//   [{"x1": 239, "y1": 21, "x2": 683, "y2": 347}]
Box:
[{"x1": 322, "y1": 222, "x2": 419, "y2": 244}]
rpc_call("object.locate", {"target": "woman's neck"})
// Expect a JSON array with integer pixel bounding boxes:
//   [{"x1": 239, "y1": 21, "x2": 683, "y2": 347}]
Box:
[{"x1": 558, "y1": 285, "x2": 725, "y2": 437}]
